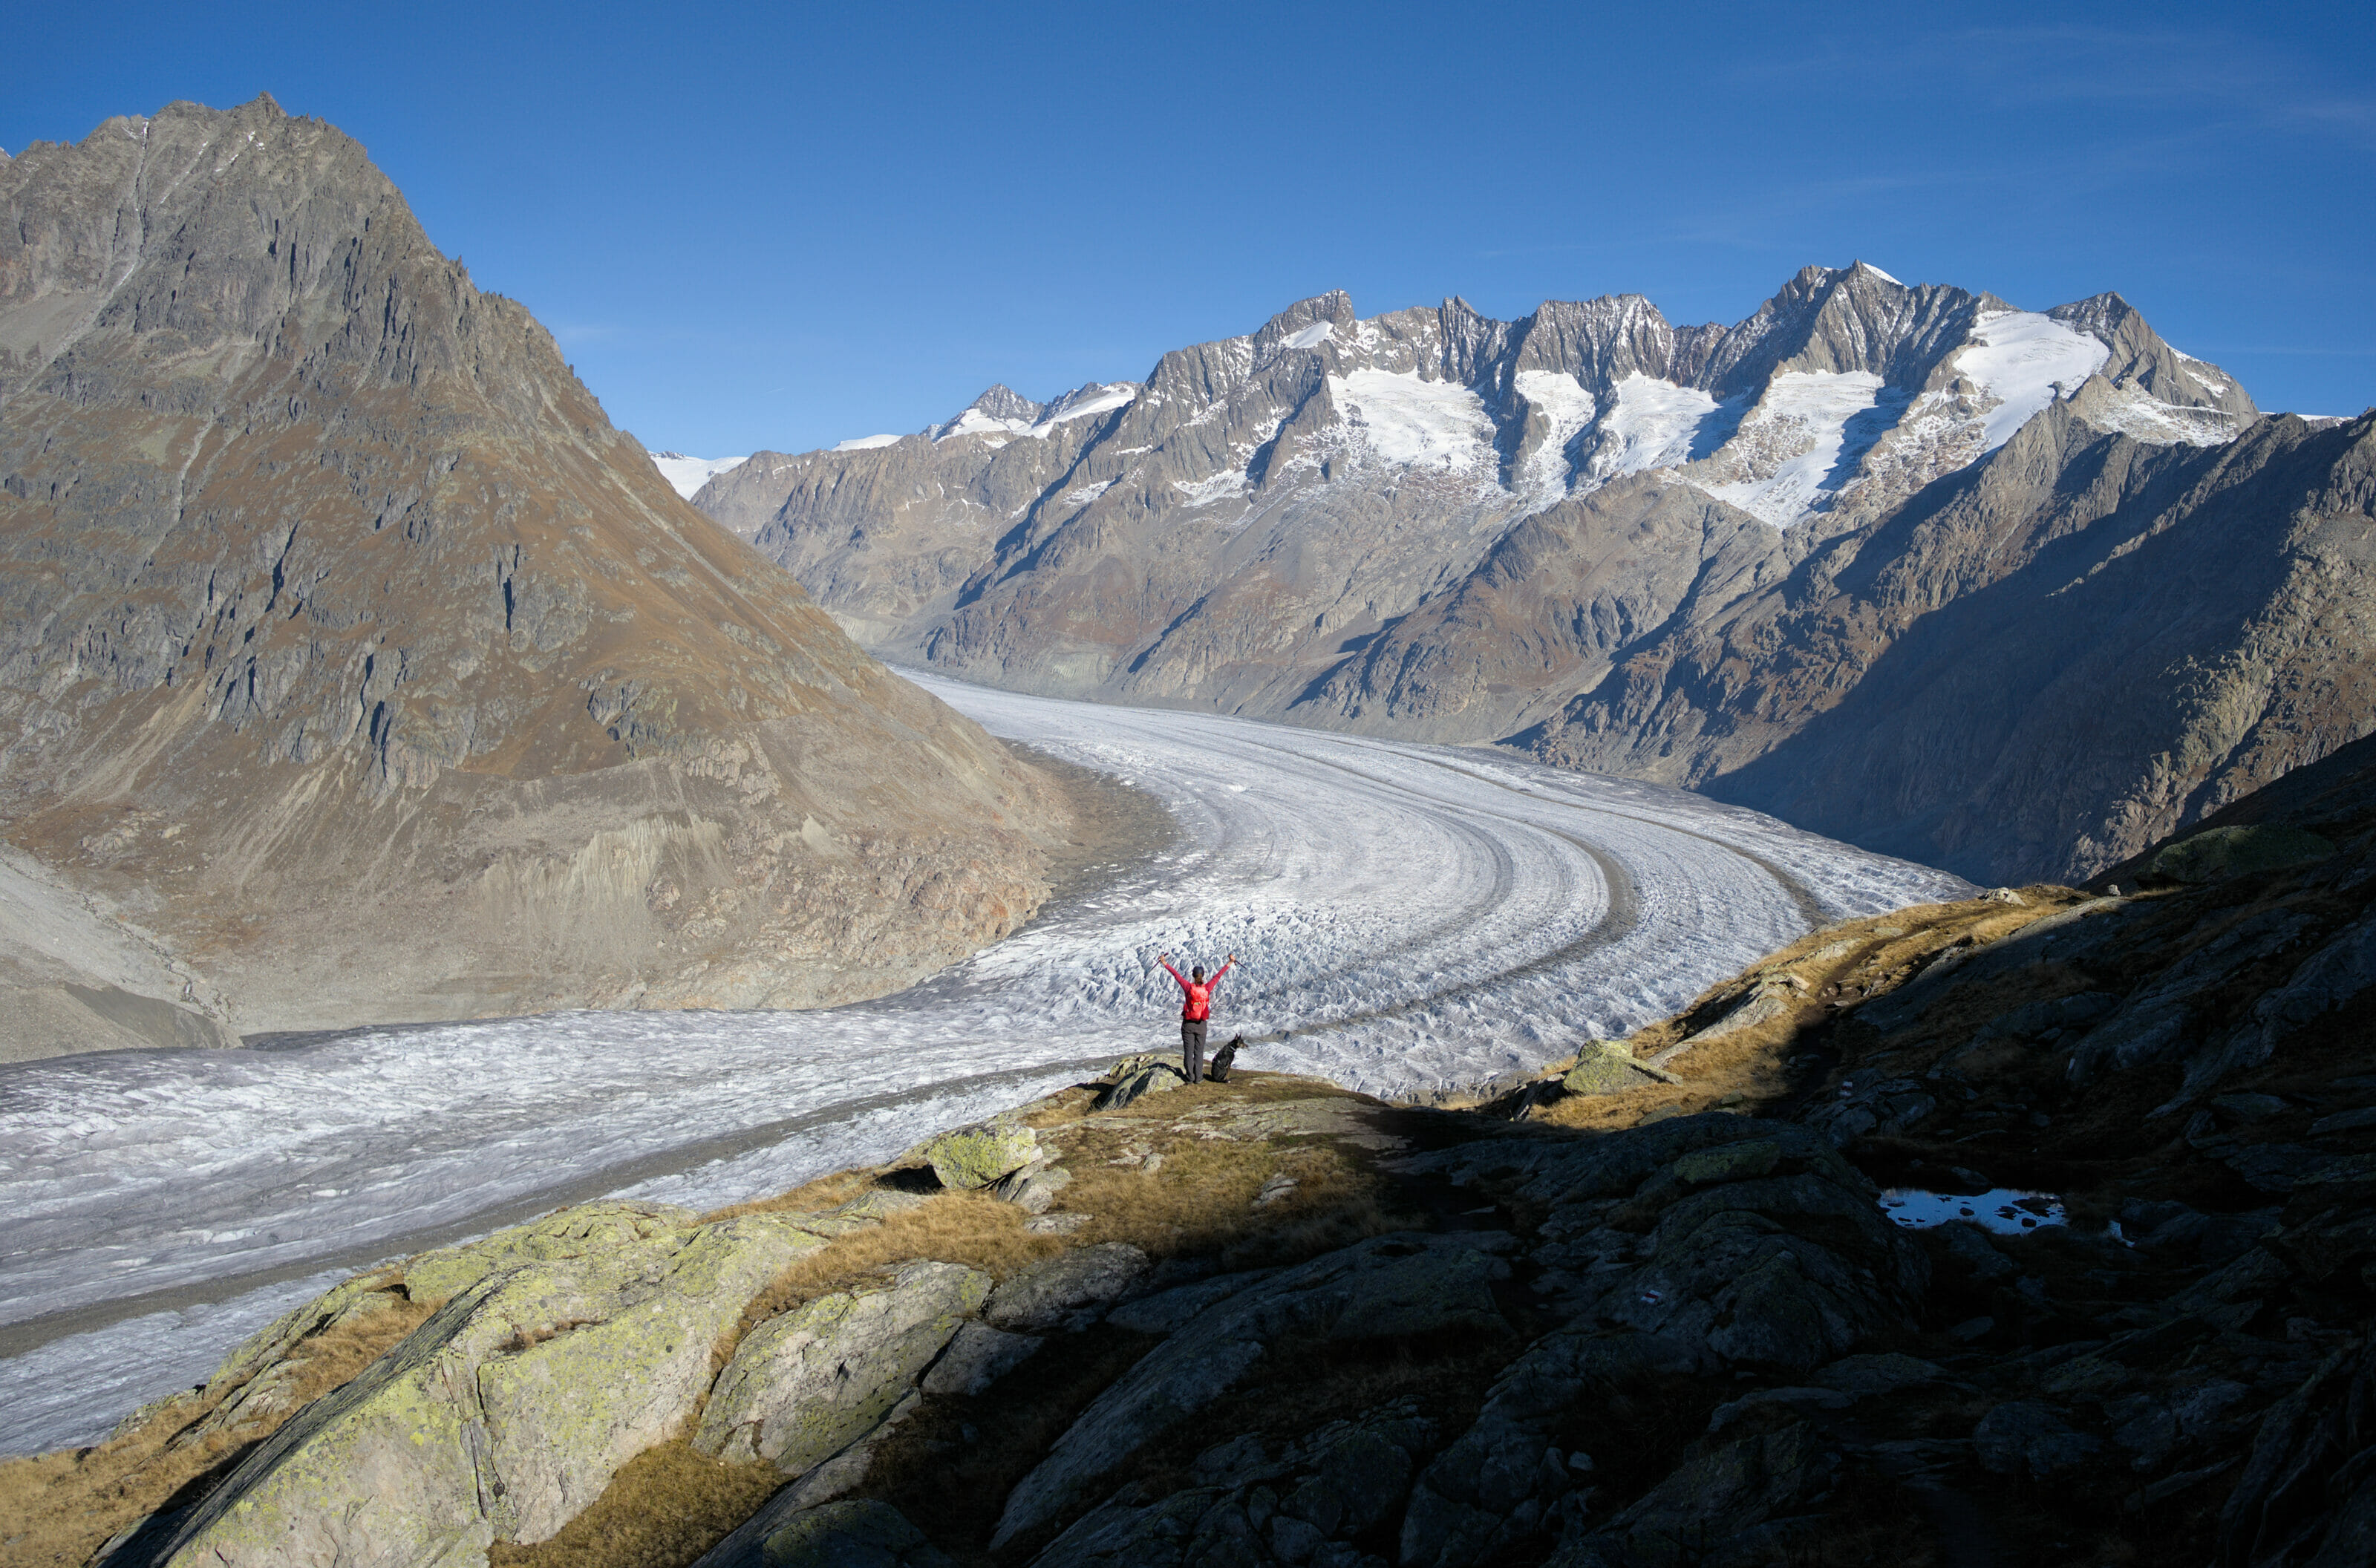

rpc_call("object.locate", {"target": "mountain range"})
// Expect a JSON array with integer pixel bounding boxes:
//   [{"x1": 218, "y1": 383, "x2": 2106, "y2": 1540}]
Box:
[
  {"x1": 695, "y1": 267, "x2": 2371, "y2": 884},
  {"x1": 0, "y1": 96, "x2": 1074, "y2": 1052}
]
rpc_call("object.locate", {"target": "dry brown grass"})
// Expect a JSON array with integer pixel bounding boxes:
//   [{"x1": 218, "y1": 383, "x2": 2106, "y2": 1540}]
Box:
[
  {"x1": 487, "y1": 1438, "x2": 783, "y2": 1568},
  {"x1": 0, "y1": 1289, "x2": 434, "y2": 1568},
  {"x1": 698, "y1": 1166, "x2": 875, "y2": 1224},
  {"x1": 732, "y1": 1192, "x2": 1065, "y2": 1343}
]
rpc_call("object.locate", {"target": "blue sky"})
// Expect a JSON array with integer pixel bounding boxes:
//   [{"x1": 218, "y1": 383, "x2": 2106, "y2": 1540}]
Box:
[{"x1": 9, "y1": 1, "x2": 2372, "y2": 455}]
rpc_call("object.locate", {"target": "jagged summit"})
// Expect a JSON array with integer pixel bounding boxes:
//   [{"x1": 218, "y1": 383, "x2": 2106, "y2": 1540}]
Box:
[{"x1": 688, "y1": 263, "x2": 2376, "y2": 886}]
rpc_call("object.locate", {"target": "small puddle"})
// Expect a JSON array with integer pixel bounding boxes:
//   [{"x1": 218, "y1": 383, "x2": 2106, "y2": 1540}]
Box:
[{"x1": 1879, "y1": 1188, "x2": 2066, "y2": 1235}]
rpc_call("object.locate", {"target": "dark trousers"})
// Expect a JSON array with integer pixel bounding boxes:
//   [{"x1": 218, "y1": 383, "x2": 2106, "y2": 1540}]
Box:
[{"x1": 1181, "y1": 1019, "x2": 1208, "y2": 1083}]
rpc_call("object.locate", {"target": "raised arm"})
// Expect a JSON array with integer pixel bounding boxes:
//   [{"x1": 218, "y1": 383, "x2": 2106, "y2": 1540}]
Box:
[
  {"x1": 1158, "y1": 958, "x2": 1188, "y2": 991},
  {"x1": 1212, "y1": 956, "x2": 1236, "y2": 984}
]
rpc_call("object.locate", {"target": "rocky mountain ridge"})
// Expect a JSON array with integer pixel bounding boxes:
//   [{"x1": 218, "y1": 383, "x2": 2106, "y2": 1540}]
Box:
[
  {"x1": 696, "y1": 269, "x2": 2375, "y2": 885},
  {"x1": 0, "y1": 96, "x2": 1077, "y2": 1045}
]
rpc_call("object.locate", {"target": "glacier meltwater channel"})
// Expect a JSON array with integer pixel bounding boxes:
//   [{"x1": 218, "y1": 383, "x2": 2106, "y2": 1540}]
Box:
[{"x1": 0, "y1": 676, "x2": 1968, "y2": 1454}]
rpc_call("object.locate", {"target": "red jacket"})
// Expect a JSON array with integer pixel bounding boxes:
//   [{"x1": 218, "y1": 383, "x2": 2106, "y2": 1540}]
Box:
[{"x1": 1161, "y1": 958, "x2": 1232, "y2": 1021}]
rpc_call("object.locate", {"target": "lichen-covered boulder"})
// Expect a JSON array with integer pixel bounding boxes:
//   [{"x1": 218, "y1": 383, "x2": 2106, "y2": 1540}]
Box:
[
  {"x1": 992, "y1": 1233, "x2": 1513, "y2": 1549},
  {"x1": 916, "y1": 1119, "x2": 1041, "y2": 1189},
  {"x1": 696, "y1": 1260, "x2": 991, "y2": 1471},
  {"x1": 1561, "y1": 1042, "x2": 1658, "y2": 1097},
  {"x1": 147, "y1": 1212, "x2": 829, "y2": 1567},
  {"x1": 399, "y1": 1200, "x2": 698, "y2": 1302}
]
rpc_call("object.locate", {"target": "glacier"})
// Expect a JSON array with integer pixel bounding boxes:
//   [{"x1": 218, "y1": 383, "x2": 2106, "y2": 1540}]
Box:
[{"x1": 0, "y1": 676, "x2": 1968, "y2": 1456}]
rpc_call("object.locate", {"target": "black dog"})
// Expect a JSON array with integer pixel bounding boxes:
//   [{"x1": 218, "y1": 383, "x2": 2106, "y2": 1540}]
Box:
[{"x1": 1209, "y1": 1035, "x2": 1245, "y2": 1082}]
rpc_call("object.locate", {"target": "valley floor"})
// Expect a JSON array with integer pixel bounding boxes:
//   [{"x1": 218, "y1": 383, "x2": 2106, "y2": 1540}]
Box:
[{"x1": 0, "y1": 679, "x2": 1962, "y2": 1457}]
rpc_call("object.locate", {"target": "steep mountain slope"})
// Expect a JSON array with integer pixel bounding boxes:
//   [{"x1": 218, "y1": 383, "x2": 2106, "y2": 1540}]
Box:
[
  {"x1": 698, "y1": 267, "x2": 2371, "y2": 883},
  {"x1": 0, "y1": 96, "x2": 1073, "y2": 1040}
]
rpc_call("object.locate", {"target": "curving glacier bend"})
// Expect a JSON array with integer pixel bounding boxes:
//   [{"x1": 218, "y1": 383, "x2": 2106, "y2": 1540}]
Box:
[{"x1": 0, "y1": 676, "x2": 1967, "y2": 1454}]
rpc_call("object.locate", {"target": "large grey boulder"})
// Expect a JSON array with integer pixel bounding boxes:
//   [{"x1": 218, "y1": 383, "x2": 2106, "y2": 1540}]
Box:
[
  {"x1": 696, "y1": 1260, "x2": 991, "y2": 1471},
  {"x1": 921, "y1": 1321, "x2": 1045, "y2": 1396},
  {"x1": 1547, "y1": 1422, "x2": 1839, "y2": 1568},
  {"x1": 990, "y1": 1232, "x2": 1512, "y2": 1549},
  {"x1": 914, "y1": 1120, "x2": 1042, "y2": 1190},
  {"x1": 1402, "y1": 1332, "x2": 1697, "y2": 1568},
  {"x1": 141, "y1": 1212, "x2": 829, "y2": 1567},
  {"x1": 985, "y1": 1244, "x2": 1152, "y2": 1331}
]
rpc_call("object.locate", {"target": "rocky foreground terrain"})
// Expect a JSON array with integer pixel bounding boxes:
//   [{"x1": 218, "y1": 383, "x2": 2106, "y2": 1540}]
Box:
[
  {"x1": 10, "y1": 734, "x2": 2372, "y2": 1567},
  {"x1": 701, "y1": 269, "x2": 2374, "y2": 886},
  {"x1": 0, "y1": 97, "x2": 1079, "y2": 1052}
]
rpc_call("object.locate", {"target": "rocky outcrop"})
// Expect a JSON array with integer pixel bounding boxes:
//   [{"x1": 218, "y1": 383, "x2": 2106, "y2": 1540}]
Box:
[
  {"x1": 0, "y1": 97, "x2": 1073, "y2": 1038},
  {"x1": 137, "y1": 1209, "x2": 835, "y2": 1565},
  {"x1": 696, "y1": 1261, "x2": 989, "y2": 1471}
]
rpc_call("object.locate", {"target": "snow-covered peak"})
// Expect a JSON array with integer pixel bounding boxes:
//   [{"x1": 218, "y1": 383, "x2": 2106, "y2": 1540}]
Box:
[
  {"x1": 647, "y1": 451, "x2": 748, "y2": 499},
  {"x1": 832, "y1": 434, "x2": 902, "y2": 452},
  {"x1": 752, "y1": 265, "x2": 2257, "y2": 535}
]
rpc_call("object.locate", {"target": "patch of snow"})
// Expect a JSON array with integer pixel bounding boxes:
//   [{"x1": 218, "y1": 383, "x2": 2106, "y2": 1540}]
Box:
[
  {"x1": 1955, "y1": 312, "x2": 2112, "y2": 451},
  {"x1": 1281, "y1": 321, "x2": 1336, "y2": 351},
  {"x1": 2079, "y1": 388, "x2": 2239, "y2": 447},
  {"x1": 1513, "y1": 370, "x2": 1599, "y2": 501},
  {"x1": 1031, "y1": 384, "x2": 1138, "y2": 432},
  {"x1": 1060, "y1": 479, "x2": 1115, "y2": 510},
  {"x1": 1172, "y1": 470, "x2": 1250, "y2": 507},
  {"x1": 1326, "y1": 370, "x2": 1496, "y2": 472},
  {"x1": 647, "y1": 452, "x2": 748, "y2": 499},
  {"x1": 1705, "y1": 371, "x2": 1901, "y2": 526},
  {"x1": 1880, "y1": 1188, "x2": 2066, "y2": 1235},
  {"x1": 1853, "y1": 261, "x2": 1903, "y2": 285},
  {"x1": 935, "y1": 409, "x2": 1034, "y2": 443},
  {"x1": 832, "y1": 434, "x2": 902, "y2": 452},
  {"x1": 1587, "y1": 375, "x2": 1730, "y2": 480}
]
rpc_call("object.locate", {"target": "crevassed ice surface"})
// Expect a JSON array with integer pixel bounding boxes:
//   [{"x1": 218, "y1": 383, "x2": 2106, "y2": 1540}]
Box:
[
  {"x1": 0, "y1": 678, "x2": 1968, "y2": 1454},
  {"x1": 1590, "y1": 374, "x2": 1726, "y2": 478},
  {"x1": 1706, "y1": 371, "x2": 1904, "y2": 526},
  {"x1": 1328, "y1": 370, "x2": 1498, "y2": 471}
]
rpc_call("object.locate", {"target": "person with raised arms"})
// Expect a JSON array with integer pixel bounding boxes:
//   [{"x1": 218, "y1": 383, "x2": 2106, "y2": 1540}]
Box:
[{"x1": 1156, "y1": 951, "x2": 1235, "y2": 1085}]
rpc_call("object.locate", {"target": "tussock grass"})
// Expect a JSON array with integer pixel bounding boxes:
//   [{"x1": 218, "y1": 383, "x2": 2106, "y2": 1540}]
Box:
[
  {"x1": 0, "y1": 1290, "x2": 434, "y2": 1568},
  {"x1": 487, "y1": 1438, "x2": 782, "y2": 1568},
  {"x1": 733, "y1": 1192, "x2": 1063, "y2": 1343},
  {"x1": 699, "y1": 1166, "x2": 875, "y2": 1224}
]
